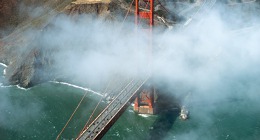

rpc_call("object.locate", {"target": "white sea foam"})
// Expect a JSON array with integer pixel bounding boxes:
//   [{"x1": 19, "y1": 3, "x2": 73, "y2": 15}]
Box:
[
  {"x1": 0, "y1": 62, "x2": 7, "y2": 67},
  {"x1": 50, "y1": 81, "x2": 103, "y2": 96},
  {"x1": 0, "y1": 62, "x2": 7, "y2": 76},
  {"x1": 0, "y1": 84, "x2": 14, "y2": 88},
  {"x1": 16, "y1": 85, "x2": 30, "y2": 90},
  {"x1": 1, "y1": 80, "x2": 103, "y2": 94},
  {"x1": 0, "y1": 84, "x2": 31, "y2": 91},
  {"x1": 138, "y1": 114, "x2": 151, "y2": 118},
  {"x1": 0, "y1": 84, "x2": 13, "y2": 88}
]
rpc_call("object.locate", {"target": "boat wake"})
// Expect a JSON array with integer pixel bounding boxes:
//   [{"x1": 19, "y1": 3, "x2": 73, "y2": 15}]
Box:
[{"x1": 50, "y1": 81, "x2": 103, "y2": 96}]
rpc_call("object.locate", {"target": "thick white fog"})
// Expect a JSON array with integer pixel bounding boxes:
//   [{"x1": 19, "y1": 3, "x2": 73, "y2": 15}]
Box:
[{"x1": 1, "y1": 1, "x2": 260, "y2": 139}]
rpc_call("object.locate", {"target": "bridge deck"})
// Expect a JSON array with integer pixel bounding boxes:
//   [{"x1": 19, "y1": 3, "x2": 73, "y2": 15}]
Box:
[{"x1": 77, "y1": 76, "x2": 149, "y2": 140}]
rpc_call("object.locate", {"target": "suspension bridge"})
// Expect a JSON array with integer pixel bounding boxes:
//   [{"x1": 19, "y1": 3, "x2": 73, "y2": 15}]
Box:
[{"x1": 55, "y1": 0, "x2": 217, "y2": 139}]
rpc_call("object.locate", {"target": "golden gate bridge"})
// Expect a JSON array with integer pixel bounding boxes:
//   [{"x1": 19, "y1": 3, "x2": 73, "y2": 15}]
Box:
[{"x1": 55, "y1": 0, "x2": 217, "y2": 139}]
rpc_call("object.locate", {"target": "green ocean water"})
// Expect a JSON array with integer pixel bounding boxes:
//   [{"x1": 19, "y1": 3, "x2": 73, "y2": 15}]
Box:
[{"x1": 0, "y1": 65, "x2": 260, "y2": 140}]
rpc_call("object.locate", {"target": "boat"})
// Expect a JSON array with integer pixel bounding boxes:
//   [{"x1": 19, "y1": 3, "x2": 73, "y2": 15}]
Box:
[{"x1": 180, "y1": 106, "x2": 189, "y2": 120}]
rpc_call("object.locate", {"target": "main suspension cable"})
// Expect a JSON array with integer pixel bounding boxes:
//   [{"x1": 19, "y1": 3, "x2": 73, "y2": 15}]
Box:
[
  {"x1": 56, "y1": 92, "x2": 88, "y2": 140},
  {"x1": 62, "y1": 1, "x2": 140, "y2": 139},
  {"x1": 76, "y1": 77, "x2": 134, "y2": 139},
  {"x1": 122, "y1": 0, "x2": 135, "y2": 24},
  {"x1": 77, "y1": 77, "x2": 114, "y2": 138}
]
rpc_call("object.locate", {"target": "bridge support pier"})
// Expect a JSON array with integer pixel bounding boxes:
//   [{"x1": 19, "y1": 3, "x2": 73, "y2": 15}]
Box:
[{"x1": 134, "y1": 86, "x2": 156, "y2": 114}]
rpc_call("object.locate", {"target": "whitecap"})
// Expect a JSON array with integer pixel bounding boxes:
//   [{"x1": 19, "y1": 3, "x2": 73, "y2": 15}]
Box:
[
  {"x1": 50, "y1": 81, "x2": 103, "y2": 96},
  {"x1": 0, "y1": 84, "x2": 31, "y2": 91},
  {"x1": 0, "y1": 62, "x2": 7, "y2": 67},
  {"x1": 0, "y1": 84, "x2": 13, "y2": 88},
  {"x1": 138, "y1": 114, "x2": 151, "y2": 118},
  {"x1": 16, "y1": 85, "x2": 30, "y2": 90}
]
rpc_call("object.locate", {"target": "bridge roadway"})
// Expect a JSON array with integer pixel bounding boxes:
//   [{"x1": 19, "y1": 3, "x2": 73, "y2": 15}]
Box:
[{"x1": 77, "y1": 76, "x2": 149, "y2": 140}]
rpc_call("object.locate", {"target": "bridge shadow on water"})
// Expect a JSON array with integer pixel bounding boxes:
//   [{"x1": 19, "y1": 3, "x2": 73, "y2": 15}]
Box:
[{"x1": 148, "y1": 90, "x2": 181, "y2": 140}]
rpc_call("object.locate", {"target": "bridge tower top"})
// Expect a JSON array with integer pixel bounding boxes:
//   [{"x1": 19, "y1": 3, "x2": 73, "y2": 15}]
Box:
[{"x1": 135, "y1": 0, "x2": 154, "y2": 32}]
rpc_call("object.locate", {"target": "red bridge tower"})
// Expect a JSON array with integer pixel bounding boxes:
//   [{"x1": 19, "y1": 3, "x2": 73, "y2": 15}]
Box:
[{"x1": 134, "y1": 0, "x2": 156, "y2": 114}]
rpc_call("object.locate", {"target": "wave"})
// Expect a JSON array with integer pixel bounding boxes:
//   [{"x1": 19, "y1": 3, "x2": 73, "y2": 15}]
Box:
[
  {"x1": 0, "y1": 83, "x2": 30, "y2": 90},
  {"x1": 0, "y1": 80, "x2": 104, "y2": 95},
  {"x1": 0, "y1": 62, "x2": 7, "y2": 77},
  {"x1": 138, "y1": 114, "x2": 152, "y2": 118},
  {"x1": 0, "y1": 62, "x2": 7, "y2": 68},
  {"x1": 50, "y1": 81, "x2": 103, "y2": 96},
  {"x1": 3, "y1": 68, "x2": 6, "y2": 75},
  {"x1": 16, "y1": 85, "x2": 30, "y2": 90},
  {"x1": 0, "y1": 82, "x2": 13, "y2": 88}
]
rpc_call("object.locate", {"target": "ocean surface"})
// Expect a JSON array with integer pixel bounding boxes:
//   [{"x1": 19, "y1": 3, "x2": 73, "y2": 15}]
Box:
[{"x1": 0, "y1": 64, "x2": 259, "y2": 140}]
